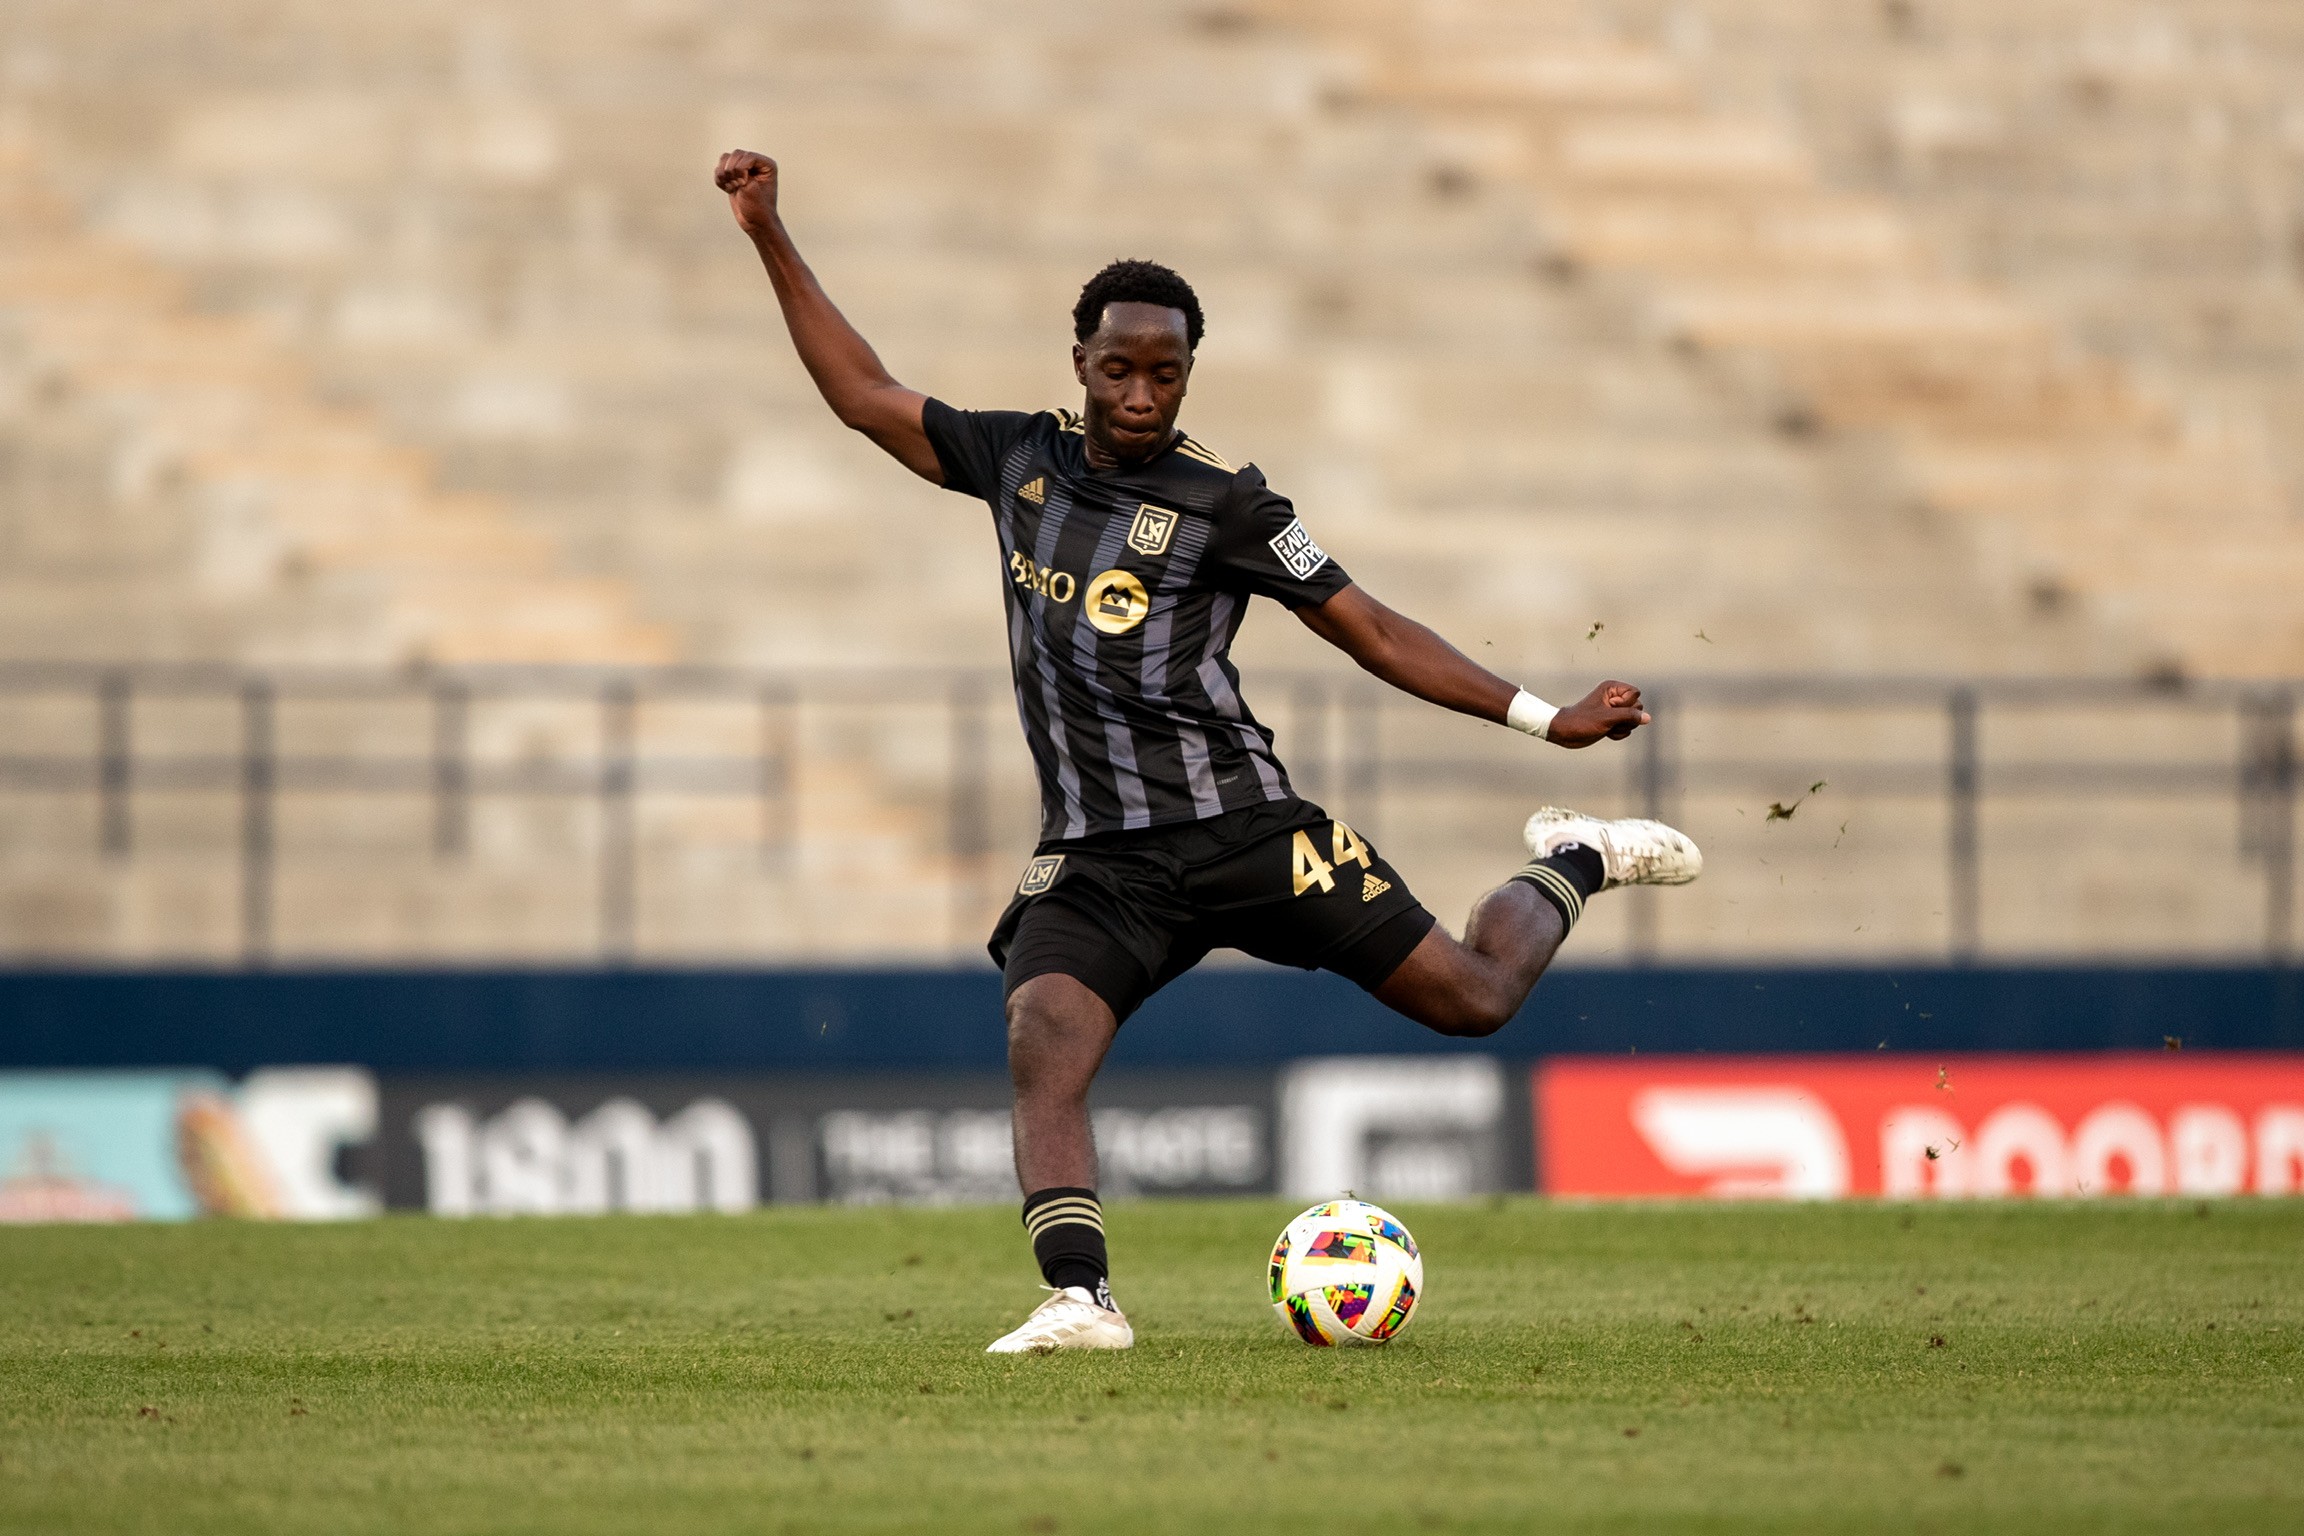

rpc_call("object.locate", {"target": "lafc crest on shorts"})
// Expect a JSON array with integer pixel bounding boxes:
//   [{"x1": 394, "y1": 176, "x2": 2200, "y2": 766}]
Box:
[{"x1": 1017, "y1": 853, "x2": 1065, "y2": 896}]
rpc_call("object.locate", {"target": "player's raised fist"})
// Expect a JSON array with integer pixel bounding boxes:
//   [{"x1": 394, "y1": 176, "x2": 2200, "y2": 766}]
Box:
[
  {"x1": 1548, "y1": 679, "x2": 1650, "y2": 748},
  {"x1": 715, "y1": 150, "x2": 779, "y2": 236}
]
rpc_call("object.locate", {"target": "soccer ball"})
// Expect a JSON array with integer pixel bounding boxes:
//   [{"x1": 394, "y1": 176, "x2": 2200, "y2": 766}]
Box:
[{"x1": 1268, "y1": 1198, "x2": 1422, "y2": 1347}]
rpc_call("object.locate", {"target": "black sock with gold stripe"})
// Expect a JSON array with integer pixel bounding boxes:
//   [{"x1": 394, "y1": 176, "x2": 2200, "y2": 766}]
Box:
[
  {"x1": 1511, "y1": 843, "x2": 1605, "y2": 931},
  {"x1": 1022, "y1": 1186, "x2": 1110, "y2": 1304}
]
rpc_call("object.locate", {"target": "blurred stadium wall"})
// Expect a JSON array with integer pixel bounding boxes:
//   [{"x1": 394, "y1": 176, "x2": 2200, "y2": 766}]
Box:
[{"x1": 0, "y1": 0, "x2": 2299, "y2": 966}]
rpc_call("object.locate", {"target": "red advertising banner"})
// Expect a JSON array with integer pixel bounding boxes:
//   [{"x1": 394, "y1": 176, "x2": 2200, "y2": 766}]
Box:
[{"x1": 1535, "y1": 1054, "x2": 2304, "y2": 1199}]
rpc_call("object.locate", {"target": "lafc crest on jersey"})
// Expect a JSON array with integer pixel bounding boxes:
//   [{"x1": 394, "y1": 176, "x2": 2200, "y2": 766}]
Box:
[{"x1": 1127, "y1": 503, "x2": 1178, "y2": 556}]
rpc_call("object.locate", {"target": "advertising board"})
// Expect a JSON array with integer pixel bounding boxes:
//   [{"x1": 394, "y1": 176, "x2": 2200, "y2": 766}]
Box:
[
  {"x1": 25, "y1": 1049, "x2": 2298, "y2": 1218},
  {"x1": 0, "y1": 1068, "x2": 377, "y2": 1221},
  {"x1": 378, "y1": 1071, "x2": 1279, "y2": 1213},
  {"x1": 1536, "y1": 1053, "x2": 2304, "y2": 1199},
  {"x1": 1277, "y1": 1057, "x2": 1513, "y2": 1200},
  {"x1": 2, "y1": 1067, "x2": 1289, "y2": 1218}
]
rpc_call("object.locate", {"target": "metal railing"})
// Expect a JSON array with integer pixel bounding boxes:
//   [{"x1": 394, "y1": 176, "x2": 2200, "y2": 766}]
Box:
[{"x1": 0, "y1": 663, "x2": 2293, "y2": 966}]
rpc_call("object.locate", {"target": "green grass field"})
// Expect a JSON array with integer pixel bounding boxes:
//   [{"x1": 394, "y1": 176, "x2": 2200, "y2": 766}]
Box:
[{"x1": 2, "y1": 1200, "x2": 2298, "y2": 1534}]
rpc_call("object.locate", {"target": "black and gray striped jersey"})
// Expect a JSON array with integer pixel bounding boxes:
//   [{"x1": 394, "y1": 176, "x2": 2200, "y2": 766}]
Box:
[{"x1": 922, "y1": 399, "x2": 1353, "y2": 841}]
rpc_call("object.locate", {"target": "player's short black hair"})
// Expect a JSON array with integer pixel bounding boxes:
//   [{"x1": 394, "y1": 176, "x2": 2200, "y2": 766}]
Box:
[{"x1": 1073, "y1": 259, "x2": 1204, "y2": 351}]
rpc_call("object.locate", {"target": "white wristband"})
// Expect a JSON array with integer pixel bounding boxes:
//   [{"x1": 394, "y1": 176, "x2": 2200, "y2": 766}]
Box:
[{"x1": 1506, "y1": 689, "x2": 1558, "y2": 741}]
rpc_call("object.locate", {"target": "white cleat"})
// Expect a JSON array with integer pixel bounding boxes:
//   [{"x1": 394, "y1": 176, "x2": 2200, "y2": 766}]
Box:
[
  {"x1": 985, "y1": 1286, "x2": 1135, "y2": 1355},
  {"x1": 1523, "y1": 806, "x2": 1702, "y2": 888}
]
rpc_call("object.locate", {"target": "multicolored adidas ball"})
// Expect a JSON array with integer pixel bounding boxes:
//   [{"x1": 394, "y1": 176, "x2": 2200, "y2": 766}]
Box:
[{"x1": 1268, "y1": 1198, "x2": 1422, "y2": 1347}]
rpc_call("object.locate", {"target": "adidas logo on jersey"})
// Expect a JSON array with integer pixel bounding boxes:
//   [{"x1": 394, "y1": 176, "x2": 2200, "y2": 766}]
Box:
[
  {"x1": 1017, "y1": 476, "x2": 1047, "y2": 505},
  {"x1": 1361, "y1": 873, "x2": 1391, "y2": 903}
]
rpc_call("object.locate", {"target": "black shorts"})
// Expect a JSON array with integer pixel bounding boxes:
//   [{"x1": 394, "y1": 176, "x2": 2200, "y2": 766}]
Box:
[{"x1": 988, "y1": 797, "x2": 1438, "y2": 1023}]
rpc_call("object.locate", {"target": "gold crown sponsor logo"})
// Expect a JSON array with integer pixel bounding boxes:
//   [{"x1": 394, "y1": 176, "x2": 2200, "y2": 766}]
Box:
[
  {"x1": 1084, "y1": 569, "x2": 1151, "y2": 635},
  {"x1": 1017, "y1": 476, "x2": 1047, "y2": 505},
  {"x1": 1018, "y1": 853, "x2": 1065, "y2": 895},
  {"x1": 1128, "y1": 503, "x2": 1178, "y2": 557}
]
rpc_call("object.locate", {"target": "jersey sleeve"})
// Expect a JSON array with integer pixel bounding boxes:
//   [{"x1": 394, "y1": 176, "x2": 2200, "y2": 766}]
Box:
[
  {"x1": 921, "y1": 399, "x2": 1037, "y2": 500},
  {"x1": 1208, "y1": 465, "x2": 1353, "y2": 609}
]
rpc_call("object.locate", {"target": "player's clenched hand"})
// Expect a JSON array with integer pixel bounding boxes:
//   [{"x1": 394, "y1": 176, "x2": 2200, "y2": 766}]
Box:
[
  {"x1": 715, "y1": 150, "x2": 779, "y2": 238},
  {"x1": 1547, "y1": 681, "x2": 1649, "y2": 748}
]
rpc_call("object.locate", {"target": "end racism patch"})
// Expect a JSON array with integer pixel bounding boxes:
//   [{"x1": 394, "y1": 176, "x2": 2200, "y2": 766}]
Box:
[{"x1": 1269, "y1": 519, "x2": 1329, "y2": 581}]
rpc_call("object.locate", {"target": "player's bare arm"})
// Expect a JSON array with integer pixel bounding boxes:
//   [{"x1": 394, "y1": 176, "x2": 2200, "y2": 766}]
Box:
[
  {"x1": 1296, "y1": 584, "x2": 1651, "y2": 747},
  {"x1": 714, "y1": 149, "x2": 941, "y2": 482}
]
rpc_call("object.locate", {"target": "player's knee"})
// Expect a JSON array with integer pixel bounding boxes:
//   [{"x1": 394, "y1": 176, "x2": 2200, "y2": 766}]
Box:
[
  {"x1": 1004, "y1": 996, "x2": 1058, "y2": 1078},
  {"x1": 1388, "y1": 967, "x2": 1517, "y2": 1037},
  {"x1": 1413, "y1": 976, "x2": 1521, "y2": 1038},
  {"x1": 1005, "y1": 985, "x2": 1100, "y2": 1098},
  {"x1": 1439, "y1": 997, "x2": 1514, "y2": 1038}
]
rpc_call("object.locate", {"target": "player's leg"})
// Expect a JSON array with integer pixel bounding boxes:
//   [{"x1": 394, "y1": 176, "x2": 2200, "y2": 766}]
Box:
[
  {"x1": 1005, "y1": 968, "x2": 1122, "y2": 1329},
  {"x1": 1215, "y1": 828, "x2": 1557, "y2": 1038},
  {"x1": 1377, "y1": 807, "x2": 1701, "y2": 1035},
  {"x1": 985, "y1": 893, "x2": 1199, "y2": 1353},
  {"x1": 1373, "y1": 880, "x2": 1564, "y2": 1037},
  {"x1": 1007, "y1": 971, "x2": 1117, "y2": 1197}
]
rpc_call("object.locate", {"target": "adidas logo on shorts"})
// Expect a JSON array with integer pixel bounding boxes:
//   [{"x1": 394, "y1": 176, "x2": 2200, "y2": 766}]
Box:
[{"x1": 1361, "y1": 873, "x2": 1391, "y2": 903}]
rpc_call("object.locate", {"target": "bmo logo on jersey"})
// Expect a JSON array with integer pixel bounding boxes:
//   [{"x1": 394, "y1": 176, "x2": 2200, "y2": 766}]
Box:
[
  {"x1": 1268, "y1": 518, "x2": 1329, "y2": 581},
  {"x1": 1007, "y1": 550, "x2": 1076, "y2": 604}
]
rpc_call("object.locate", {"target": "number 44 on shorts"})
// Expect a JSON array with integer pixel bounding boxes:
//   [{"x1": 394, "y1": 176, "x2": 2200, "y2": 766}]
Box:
[{"x1": 1291, "y1": 821, "x2": 1374, "y2": 896}]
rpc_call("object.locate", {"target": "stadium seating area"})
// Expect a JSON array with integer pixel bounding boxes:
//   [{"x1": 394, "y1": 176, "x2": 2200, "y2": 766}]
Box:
[
  {"x1": 0, "y1": 0, "x2": 2296, "y2": 961},
  {"x1": 1601, "y1": 0, "x2": 2304, "y2": 668}
]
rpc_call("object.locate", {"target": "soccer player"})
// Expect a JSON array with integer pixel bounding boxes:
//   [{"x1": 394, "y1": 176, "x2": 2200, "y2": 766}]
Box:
[{"x1": 717, "y1": 150, "x2": 1701, "y2": 1353}]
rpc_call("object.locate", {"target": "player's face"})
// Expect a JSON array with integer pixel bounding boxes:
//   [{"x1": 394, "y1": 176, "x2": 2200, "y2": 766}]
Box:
[{"x1": 1073, "y1": 303, "x2": 1193, "y2": 464}]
